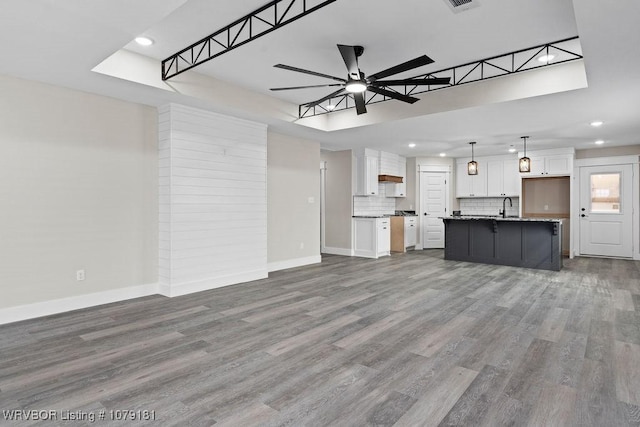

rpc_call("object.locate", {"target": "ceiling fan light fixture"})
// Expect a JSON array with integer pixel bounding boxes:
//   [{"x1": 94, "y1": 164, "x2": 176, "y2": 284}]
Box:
[
  {"x1": 519, "y1": 136, "x2": 531, "y2": 173},
  {"x1": 467, "y1": 141, "x2": 478, "y2": 175},
  {"x1": 345, "y1": 80, "x2": 367, "y2": 93}
]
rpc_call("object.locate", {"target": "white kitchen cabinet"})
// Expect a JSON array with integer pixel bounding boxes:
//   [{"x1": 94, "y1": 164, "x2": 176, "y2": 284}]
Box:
[
  {"x1": 354, "y1": 148, "x2": 379, "y2": 196},
  {"x1": 404, "y1": 216, "x2": 417, "y2": 247},
  {"x1": 518, "y1": 148, "x2": 574, "y2": 177},
  {"x1": 487, "y1": 157, "x2": 519, "y2": 197},
  {"x1": 377, "y1": 217, "x2": 391, "y2": 256},
  {"x1": 456, "y1": 160, "x2": 487, "y2": 198},
  {"x1": 353, "y1": 217, "x2": 390, "y2": 258}
]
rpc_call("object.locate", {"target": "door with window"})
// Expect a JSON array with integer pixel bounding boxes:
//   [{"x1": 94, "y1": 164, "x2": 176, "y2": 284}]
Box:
[{"x1": 579, "y1": 164, "x2": 633, "y2": 257}]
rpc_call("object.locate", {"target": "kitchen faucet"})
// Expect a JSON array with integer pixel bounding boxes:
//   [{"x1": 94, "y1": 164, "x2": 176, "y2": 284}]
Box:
[{"x1": 501, "y1": 197, "x2": 512, "y2": 218}]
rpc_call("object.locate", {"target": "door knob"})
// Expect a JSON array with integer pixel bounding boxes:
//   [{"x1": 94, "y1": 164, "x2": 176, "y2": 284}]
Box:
[
  {"x1": 581, "y1": 208, "x2": 586, "y2": 211},
  {"x1": 581, "y1": 214, "x2": 587, "y2": 217}
]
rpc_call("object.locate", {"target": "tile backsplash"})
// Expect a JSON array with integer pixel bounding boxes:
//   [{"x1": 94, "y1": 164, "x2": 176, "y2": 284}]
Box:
[
  {"x1": 459, "y1": 197, "x2": 520, "y2": 216},
  {"x1": 353, "y1": 184, "x2": 396, "y2": 216}
]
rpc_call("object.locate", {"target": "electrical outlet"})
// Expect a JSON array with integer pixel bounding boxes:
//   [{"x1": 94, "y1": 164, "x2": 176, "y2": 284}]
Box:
[
  {"x1": 299, "y1": 242, "x2": 304, "y2": 249},
  {"x1": 76, "y1": 270, "x2": 85, "y2": 281},
  {"x1": 308, "y1": 197, "x2": 315, "y2": 204},
  {"x1": 544, "y1": 204, "x2": 549, "y2": 211}
]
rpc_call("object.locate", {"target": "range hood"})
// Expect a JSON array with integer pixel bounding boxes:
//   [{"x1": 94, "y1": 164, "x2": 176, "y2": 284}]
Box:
[{"x1": 378, "y1": 175, "x2": 403, "y2": 183}]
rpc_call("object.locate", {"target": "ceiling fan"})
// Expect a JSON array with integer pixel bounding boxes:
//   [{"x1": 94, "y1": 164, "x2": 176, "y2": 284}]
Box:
[{"x1": 270, "y1": 44, "x2": 451, "y2": 115}]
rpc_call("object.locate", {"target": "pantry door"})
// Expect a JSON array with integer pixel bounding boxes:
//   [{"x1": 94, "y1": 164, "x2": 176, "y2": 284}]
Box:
[
  {"x1": 579, "y1": 164, "x2": 633, "y2": 257},
  {"x1": 420, "y1": 171, "x2": 449, "y2": 249}
]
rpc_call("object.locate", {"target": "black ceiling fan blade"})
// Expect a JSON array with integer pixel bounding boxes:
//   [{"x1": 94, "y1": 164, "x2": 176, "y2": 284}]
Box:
[
  {"x1": 373, "y1": 77, "x2": 451, "y2": 86},
  {"x1": 270, "y1": 83, "x2": 343, "y2": 91},
  {"x1": 368, "y1": 55, "x2": 435, "y2": 81},
  {"x1": 274, "y1": 64, "x2": 346, "y2": 82},
  {"x1": 337, "y1": 44, "x2": 360, "y2": 79},
  {"x1": 354, "y1": 92, "x2": 367, "y2": 115},
  {"x1": 303, "y1": 88, "x2": 346, "y2": 107},
  {"x1": 367, "y1": 86, "x2": 419, "y2": 104}
]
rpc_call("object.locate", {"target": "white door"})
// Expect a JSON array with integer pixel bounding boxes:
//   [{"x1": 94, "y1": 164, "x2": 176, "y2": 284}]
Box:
[
  {"x1": 579, "y1": 164, "x2": 633, "y2": 257},
  {"x1": 420, "y1": 172, "x2": 448, "y2": 249}
]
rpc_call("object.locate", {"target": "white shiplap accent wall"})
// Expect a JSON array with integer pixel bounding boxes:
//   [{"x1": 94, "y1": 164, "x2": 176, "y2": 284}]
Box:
[{"x1": 158, "y1": 104, "x2": 268, "y2": 297}]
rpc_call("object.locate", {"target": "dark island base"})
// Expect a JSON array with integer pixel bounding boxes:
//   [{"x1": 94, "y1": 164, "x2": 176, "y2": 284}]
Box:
[{"x1": 443, "y1": 219, "x2": 562, "y2": 271}]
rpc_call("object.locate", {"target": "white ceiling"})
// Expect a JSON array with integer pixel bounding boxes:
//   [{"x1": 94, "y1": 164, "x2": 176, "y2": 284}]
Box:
[{"x1": 2, "y1": 0, "x2": 639, "y2": 159}]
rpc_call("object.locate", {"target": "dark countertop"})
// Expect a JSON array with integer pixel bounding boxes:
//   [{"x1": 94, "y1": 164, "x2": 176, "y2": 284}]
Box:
[
  {"x1": 353, "y1": 214, "x2": 418, "y2": 218},
  {"x1": 441, "y1": 216, "x2": 563, "y2": 223}
]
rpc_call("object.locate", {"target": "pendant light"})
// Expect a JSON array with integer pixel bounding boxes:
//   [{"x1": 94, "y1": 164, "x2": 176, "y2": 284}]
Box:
[
  {"x1": 519, "y1": 136, "x2": 531, "y2": 173},
  {"x1": 467, "y1": 141, "x2": 478, "y2": 175}
]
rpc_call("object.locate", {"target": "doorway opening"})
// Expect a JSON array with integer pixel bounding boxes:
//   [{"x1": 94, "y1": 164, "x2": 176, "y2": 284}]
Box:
[{"x1": 522, "y1": 176, "x2": 570, "y2": 256}]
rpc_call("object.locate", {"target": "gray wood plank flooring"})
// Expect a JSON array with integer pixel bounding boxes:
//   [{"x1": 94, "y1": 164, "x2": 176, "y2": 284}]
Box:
[{"x1": 1, "y1": 250, "x2": 640, "y2": 426}]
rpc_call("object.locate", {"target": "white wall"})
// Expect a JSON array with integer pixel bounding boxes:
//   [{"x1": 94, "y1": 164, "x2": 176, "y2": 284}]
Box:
[
  {"x1": 267, "y1": 131, "x2": 321, "y2": 271},
  {"x1": 0, "y1": 74, "x2": 158, "y2": 310},
  {"x1": 159, "y1": 104, "x2": 267, "y2": 297},
  {"x1": 320, "y1": 150, "x2": 353, "y2": 254},
  {"x1": 576, "y1": 145, "x2": 640, "y2": 159}
]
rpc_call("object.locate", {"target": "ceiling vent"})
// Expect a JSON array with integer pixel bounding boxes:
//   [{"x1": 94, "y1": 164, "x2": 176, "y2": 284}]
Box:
[{"x1": 443, "y1": 0, "x2": 480, "y2": 13}]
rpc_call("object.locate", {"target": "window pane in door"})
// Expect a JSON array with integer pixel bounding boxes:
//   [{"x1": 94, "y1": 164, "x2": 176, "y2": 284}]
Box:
[{"x1": 591, "y1": 173, "x2": 621, "y2": 213}]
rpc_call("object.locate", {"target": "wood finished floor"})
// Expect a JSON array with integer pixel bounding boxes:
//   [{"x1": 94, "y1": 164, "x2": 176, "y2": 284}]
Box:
[{"x1": 1, "y1": 250, "x2": 640, "y2": 426}]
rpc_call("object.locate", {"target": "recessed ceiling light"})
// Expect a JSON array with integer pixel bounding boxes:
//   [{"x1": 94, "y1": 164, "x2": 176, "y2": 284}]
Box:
[
  {"x1": 590, "y1": 120, "x2": 604, "y2": 127},
  {"x1": 538, "y1": 54, "x2": 555, "y2": 62},
  {"x1": 508, "y1": 147, "x2": 516, "y2": 153},
  {"x1": 595, "y1": 140, "x2": 604, "y2": 145},
  {"x1": 408, "y1": 143, "x2": 416, "y2": 148},
  {"x1": 135, "y1": 36, "x2": 154, "y2": 46},
  {"x1": 439, "y1": 153, "x2": 446, "y2": 157}
]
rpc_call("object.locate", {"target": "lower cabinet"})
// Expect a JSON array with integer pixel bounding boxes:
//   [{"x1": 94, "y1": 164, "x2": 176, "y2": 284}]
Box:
[
  {"x1": 353, "y1": 217, "x2": 391, "y2": 258},
  {"x1": 391, "y1": 216, "x2": 417, "y2": 252},
  {"x1": 404, "y1": 216, "x2": 417, "y2": 248}
]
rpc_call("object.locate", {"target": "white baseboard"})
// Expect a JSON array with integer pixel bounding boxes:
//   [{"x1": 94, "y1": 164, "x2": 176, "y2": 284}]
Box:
[
  {"x1": 158, "y1": 269, "x2": 268, "y2": 297},
  {"x1": 0, "y1": 283, "x2": 160, "y2": 326},
  {"x1": 268, "y1": 255, "x2": 321, "y2": 272},
  {"x1": 322, "y1": 246, "x2": 354, "y2": 257}
]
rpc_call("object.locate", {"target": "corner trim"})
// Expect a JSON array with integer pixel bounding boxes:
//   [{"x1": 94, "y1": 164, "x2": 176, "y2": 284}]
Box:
[
  {"x1": 268, "y1": 255, "x2": 321, "y2": 272},
  {"x1": 0, "y1": 283, "x2": 160, "y2": 326}
]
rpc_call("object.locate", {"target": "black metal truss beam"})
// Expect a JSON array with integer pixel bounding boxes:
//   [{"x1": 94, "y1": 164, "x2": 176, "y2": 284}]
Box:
[
  {"x1": 162, "y1": 0, "x2": 337, "y2": 80},
  {"x1": 299, "y1": 36, "x2": 583, "y2": 118}
]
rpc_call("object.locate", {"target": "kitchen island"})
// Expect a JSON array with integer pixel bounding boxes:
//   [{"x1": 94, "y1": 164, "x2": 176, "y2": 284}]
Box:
[{"x1": 441, "y1": 216, "x2": 563, "y2": 271}]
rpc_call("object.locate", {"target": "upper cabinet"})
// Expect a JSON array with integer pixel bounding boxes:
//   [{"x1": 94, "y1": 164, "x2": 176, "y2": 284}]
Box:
[
  {"x1": 354, "y1": 148, "x2": 379, "y2": 196},
  {"x1": 354, "y1": 149, "x2": 407, "y2": 197},
  {"x1": 519, "y1": 148, "x2": 574, "y2": 177},
  {"x1": 487, "y1": 157, "x2": 519, "y2": 197},
  {"x1": 456, "y1": 159, "x2": 487, "y2": 198}
]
